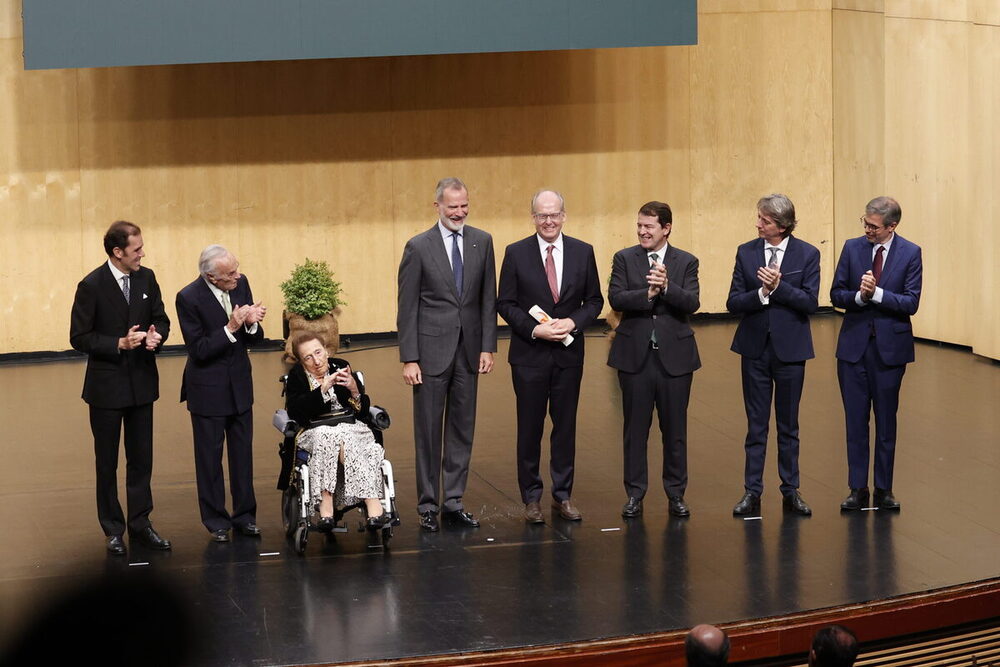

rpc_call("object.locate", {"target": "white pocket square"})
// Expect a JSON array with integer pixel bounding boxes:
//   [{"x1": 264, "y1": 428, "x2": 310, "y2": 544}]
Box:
[{"x1": 143, "y1": 293, "x2": 149, "y2": 299}]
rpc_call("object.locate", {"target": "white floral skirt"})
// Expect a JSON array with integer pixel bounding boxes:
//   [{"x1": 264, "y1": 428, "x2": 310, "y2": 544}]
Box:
[{"x1": 296, "y1": 421, "x2": 385, "y2": 514}]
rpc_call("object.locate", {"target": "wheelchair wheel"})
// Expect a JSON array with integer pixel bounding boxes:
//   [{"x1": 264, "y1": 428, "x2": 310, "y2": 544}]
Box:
[
  {"x1": 293, "y1": 522, "x2": 308, "y2": 556},
  {"x1": 281, "y1": 484, "x2": 300, "y2": 539}
]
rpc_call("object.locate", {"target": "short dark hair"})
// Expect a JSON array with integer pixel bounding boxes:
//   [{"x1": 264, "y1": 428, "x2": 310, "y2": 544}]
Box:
[
  {"x1": 757, "y1": 193, "x2": 797, "y2": 236},
  {"x1": 103, "y1": 221, "x2": 141, "y2": 257},
  {"x1": 866, "y1": 196, "x2": 901, "y2": 227},
  {"x1": 638, "y1": 201, "x2": 672, "y2": 227},
  {"x1": 685, "y1": 628, "x2": 730, "y2": 667},
  {"x1": 290, "y1": 331, "x2": 326, "y2": 361},
  {"x1": 810, "y1": 625, "x2": 859, "y2": 667}
]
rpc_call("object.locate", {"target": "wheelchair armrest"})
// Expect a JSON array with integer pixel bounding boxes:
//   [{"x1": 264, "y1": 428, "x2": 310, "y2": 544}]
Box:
[
  {"x1": 368, "y1": 405, "x2": 391, "y2": 431},
  {"x1": 272, "y1": 409, "x2": 299, "y2": 437}
]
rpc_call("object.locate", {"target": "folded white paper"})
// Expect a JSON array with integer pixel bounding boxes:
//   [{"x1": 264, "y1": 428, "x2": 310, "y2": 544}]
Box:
[{"x1": 528, "y1": 305, "x2": 574, "y2": 347}]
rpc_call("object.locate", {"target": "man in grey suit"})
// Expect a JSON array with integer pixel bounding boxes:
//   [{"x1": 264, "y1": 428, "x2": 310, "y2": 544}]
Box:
[{"x1": 397, "y1": 177, "x2": 498, "y2": 531}]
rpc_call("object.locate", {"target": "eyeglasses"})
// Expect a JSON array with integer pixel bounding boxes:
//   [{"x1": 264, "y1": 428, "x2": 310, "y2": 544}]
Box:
[
  {"x1": 859, "y1": 216, "x2": 883, "y2": 231},
  {"x1": 533, "y1": 212, "x2": 564, "y2": 222}
]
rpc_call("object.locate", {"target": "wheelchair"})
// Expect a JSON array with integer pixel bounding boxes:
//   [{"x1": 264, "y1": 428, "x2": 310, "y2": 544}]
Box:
[{"x1": 274, "y1": 370, "x2": 400, "y2": 555}]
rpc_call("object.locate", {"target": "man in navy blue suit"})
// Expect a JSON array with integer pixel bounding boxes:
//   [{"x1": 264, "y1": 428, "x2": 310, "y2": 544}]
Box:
[
  {"x1": 831, "y1": 197, "x2": 921, "y2": 511},
  {"x1": 176, "y1": 245, "x2": 266, "y2": 541},
  {"x1": 727, "y1": 194, "x2": 820, "y2": 517},
  {"x1": 497, "y1": 190, "x2": 604, "y2": 523}
]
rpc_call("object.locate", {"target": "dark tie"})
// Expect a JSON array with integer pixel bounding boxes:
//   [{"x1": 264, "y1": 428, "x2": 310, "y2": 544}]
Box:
[
  {"x1": 767, "y1": 247, "x2": 779, "y2": 269},
  {"x1": 545, "y1": 245, "x2": 559, "y2": 303},
  {"x1": 451, "y1": 232, "x2": 464, "y2": 296},
  {"x1": 649, "y1": 253, "x2": 659, "y2": 346},
  {"x1": 121, "y1": 275, "x2": 130, "y2": 304},
  {"x1": 872, "y1": 245, "x2": 884, "y2": 284}
]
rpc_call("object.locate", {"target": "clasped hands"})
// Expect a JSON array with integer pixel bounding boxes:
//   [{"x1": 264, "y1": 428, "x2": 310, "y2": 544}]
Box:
[
  {"x1": 532, "y1": 318, "x2": 575, "y2": 342},
  {"x1": 757, "y1": 266, "x2": 781, "y2": 296},
  {"x1": 227, "y1": 301, "x2": 267, "y2": 333},
  {"x1": 859, "y1": 270, "x2": 877, "y2": 302},
  {"x1": 119, "y1": 324, "x2": 162, "y2": 351},
  {"x1": 647, "y1": 262, "x2": 668, "y2": 300},
  {"x1": 321, "y1": 364, "x2": 358, "y2": 396}
]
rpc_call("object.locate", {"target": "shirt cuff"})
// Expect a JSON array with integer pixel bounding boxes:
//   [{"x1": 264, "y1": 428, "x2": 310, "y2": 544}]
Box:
[
  {"x1": 246, "y1": 322, "x2": 259, "y2": 335},
  {"x1": 854, "y1": 291, "x2": 868, "y2": 307},
  {"x1": 223, "y1": 326, "x2": 236, "y2": 343},
  {"x1": 758, "y1": 287, "x2": 770, "y2": 305},
  {"x1": 871, "y1": 286, "x2": 884, "y2": 304}
]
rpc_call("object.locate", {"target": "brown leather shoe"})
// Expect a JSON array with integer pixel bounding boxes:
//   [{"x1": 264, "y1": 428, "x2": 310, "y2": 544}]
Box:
[
  {"x1": 524, "y1": 502, "x2": 544, "y2": 524},
  {"x1": 552, "y1": 499, "x2": 582, "y2": 521}
]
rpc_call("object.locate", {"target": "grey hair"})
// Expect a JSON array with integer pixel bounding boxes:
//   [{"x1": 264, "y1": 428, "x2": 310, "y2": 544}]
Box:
[
  {"x1": 530, "y1": 189, "x2": 565, "y2": 215},
  {"x1": 757, "y1": 193, "x2": 797, "y2": 236},
  {"x1": 435, "y1": 177, "x2": 468, "y2": 202},
  {"x1": 198, "y1": 245, "x2": 230, "y2": 277},
  {"x1": 866, "y1": 196, "x2": 901, "y2": 226}
]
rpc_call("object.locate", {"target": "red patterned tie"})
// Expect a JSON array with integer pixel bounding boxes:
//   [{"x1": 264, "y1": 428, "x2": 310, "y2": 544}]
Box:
[
  {"x1": 545, "y1": 245, "x2": 559, "y2": 303},
  {"x1": 872, "y1": 245, "x2": 885, "y2": 284}
]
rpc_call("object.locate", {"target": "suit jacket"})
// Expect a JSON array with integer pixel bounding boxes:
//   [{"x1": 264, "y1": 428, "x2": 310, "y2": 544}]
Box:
[
  {"x1": 176, "y1": 275, "x2": 264, "y2": 416},
  {"x1": 497, "y1": 235, "x2": 604, "y2": 368},
  {"x1": 830, "y1": 234, "x2": 922, "y2": 366},
  {"x1": 607, "y1": 244, "x2": 701, "y2": 376},
  {"x1": 397, "y1": 224, "x2": 498, "y2": 376},
  {"x1": 70, "y1": 263, "x2": 170, "y2": 409},
  {"x1": 726, "y1": 235, "x2": 820, "y2": 362}
]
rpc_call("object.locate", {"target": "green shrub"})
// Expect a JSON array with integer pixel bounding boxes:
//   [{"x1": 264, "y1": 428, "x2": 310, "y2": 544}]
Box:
[{"x1": 280, "y1": 259, "x2": 345, "y2": 320}]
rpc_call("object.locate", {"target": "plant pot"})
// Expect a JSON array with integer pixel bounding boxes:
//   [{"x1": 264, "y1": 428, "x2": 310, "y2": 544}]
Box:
[{"x1": 283, "y1": 310, "x2": 339, "y2": 363}]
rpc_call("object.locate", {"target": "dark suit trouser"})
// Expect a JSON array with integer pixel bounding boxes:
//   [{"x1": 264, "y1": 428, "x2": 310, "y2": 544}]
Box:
[
  {"x1": 191, "y1": 409, "x2": 257, "y2": 532},
  {"x1": 89, "y1": 404, "x2": 154, "y2": 536},
  {"x1": 837, "y1": 339, "x2": 906, "y2": 490},
  {"x1": 619, "y1": 348, "x2": 692, "y2": 499},
  {"x1": 741, "y1": 338, "x2": 806, "y2": 497},
  {"x1": 512, "y1": 361, "x2": 583, "y2": 503},
  {"x1": 413, "y1": 352, "x2": 477, "y2": 514}
]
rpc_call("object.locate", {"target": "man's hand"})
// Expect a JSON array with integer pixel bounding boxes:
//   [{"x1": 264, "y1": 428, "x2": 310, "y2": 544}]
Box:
[
  {"x1": 757, "y1": 266, "x2": 781, "y2": 296},
  {"x1": 119, "y1": 324, "x2": 147, "y2": 350},
  {"x1": 478, "y1": 352, "x2": 494, "y2": 374},
  {"x1": 245, "y1": 301, "x2": 267, "y2": 324},
  {"x1": 227, "y1": 304, "x2": 251, "y2": 332},
  {"x1": 532, "y1": 319, "x2": 568, "y2": 341},
  {"x1": 144, "y1": 324, "x2": 163, "y2": 351},
  {"x1": 402, "y1": 362, "x2": 422, "y2": 386},
  {"x1": 860, "y1": 270, "x2": 877, "y2": 301},
  {"x1": 647, "y1": 262, "x2": 668, "y2": 300}
]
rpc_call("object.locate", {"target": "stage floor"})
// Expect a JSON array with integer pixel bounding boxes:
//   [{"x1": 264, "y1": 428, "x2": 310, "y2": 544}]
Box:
[{"x1": 1, "y1": 315, "x2": 998, "y2": 665}]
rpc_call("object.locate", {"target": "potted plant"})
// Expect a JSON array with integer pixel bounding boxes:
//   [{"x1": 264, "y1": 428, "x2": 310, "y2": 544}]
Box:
[{"x1": 280, "y1": 259, "x2": 346, "y2": 362}]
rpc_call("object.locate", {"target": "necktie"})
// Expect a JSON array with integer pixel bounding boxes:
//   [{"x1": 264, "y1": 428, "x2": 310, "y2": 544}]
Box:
[
  {"x1": 545, "y1": 245, "x2": 559, "y2": 303},
  {"x1": 451, "y1": 232, "x2": 464, "y2": 296},
  {"x1": 121, "y1": 275, "x2": 130, "y2": 304},
  {"x1": 872, "y1": 245, "x2": 884, "y2": 283},
  {"x1": 221, "y1": 290, "x2": 232, "y2": 317},
  {"x1": 767, "y1": 247, "x2": 779, "y2": 269},
  {"x1": 649, "y1": 253, "x2": 659, "y2": 346}
]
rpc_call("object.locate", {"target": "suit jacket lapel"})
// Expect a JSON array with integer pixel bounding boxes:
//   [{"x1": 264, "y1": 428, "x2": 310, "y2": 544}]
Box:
[
  {"x1": 879, "y1": 235, "x2": 903, "y2": 284},
  {"x1": 558, "y1": 238, "x2": 580, "y2": 302},
  {"x1": 101, "y1": 264, "x2": 130, "y2": 322},
  {"x1": 782, "y1": 236, "x2": 800, "y2": 271},
  {"x1": 426, "y1": 227, "x2": 460, "y2": 302},
  {"x1": 460, "y1": 228, "x2": 479, "y2": 304}
]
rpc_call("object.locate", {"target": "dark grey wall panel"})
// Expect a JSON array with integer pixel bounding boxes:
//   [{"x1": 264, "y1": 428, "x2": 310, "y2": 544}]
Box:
[{"x1": 22, "y1": 0, "x2": 697, "y2": 70}]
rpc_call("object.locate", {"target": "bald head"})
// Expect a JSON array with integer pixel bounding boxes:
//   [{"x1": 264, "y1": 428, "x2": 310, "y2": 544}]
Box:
[{"x1": 686, "y1": 624, "x2": 730, "y2": 666}]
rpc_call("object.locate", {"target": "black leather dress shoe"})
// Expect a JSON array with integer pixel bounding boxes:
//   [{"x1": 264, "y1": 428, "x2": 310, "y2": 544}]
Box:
[
  {"x1": 668, "y1": 495, "x2": 691, "y2": 517},
  {"x1": 733, "y1": 491, "x2": 761, "y2": 516},
  {"x1": 237, "y1": 523, "x2": 261, "y2": 537},
  {"x1": 874, "y1": 488, "x2": 900, "y2": 510},
  {"x1": 840, "y1": 487, "x2": 869, "y2": 511},
  {"x1": 442, "y1": 510, "x2": 480, "y2": 528},
  {"x1": 106, "y1": 535, "x2": 126, "y2": 555},
  {"x1": 621, "y1": 497, "x2": 643, "y2": 518},
  {"x1": 130, "y1": 526, "x2": 172, "y2": 550},
  {"x1": 211, "y1": 529, "x2": 231, "y2": 543},
  {"x1": 419, "y1": 511, "x2": 439, "y2": 532},
  {"x1": 782, "y1": 491, "x2": 812, "y2": 516}
]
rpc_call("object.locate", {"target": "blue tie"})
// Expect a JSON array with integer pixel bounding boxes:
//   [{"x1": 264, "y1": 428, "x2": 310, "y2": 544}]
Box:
[{"x1": 451, "y1": 232, "x2": 463, "y2": 296}]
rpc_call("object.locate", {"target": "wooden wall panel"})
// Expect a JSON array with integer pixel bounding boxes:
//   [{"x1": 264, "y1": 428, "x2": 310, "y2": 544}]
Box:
[{"x1": 689, "y1": 8, "x2": 834, "y2": 310}]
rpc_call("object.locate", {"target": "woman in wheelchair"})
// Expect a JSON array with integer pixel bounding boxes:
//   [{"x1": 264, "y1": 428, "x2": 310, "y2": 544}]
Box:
[{"x1": 286, "y1": 332, "x2": 389, "y2": 533}]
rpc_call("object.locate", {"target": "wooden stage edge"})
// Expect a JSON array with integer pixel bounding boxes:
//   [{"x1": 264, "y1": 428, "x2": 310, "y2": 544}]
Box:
[{"x1": 334, "y1": 578, "x2": 1000, "y2": 667}]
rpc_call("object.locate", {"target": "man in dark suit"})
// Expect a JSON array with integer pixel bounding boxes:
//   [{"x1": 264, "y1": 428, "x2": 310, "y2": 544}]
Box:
[
  {"x1": 831, "y1": 196, "x2": 921, "y2": 511},
  {"x1": 176, "y1": 245, "x2": 266, "y2": 541},
  {"x1": 727, "y1": 194, "x2": 820, "y2": 517},
  {"x1": 70, "y1": 220, "x2": 172, "y2": 555},
  {"x1": 608, "y1": 201, "x2": 701, "y2": 518},
  {"x1": 397, "y1": 178, "x2": 498, "y2": 531},
  {"x1": 497, "y1": 190, "x2": 604, "y2": 523}
]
